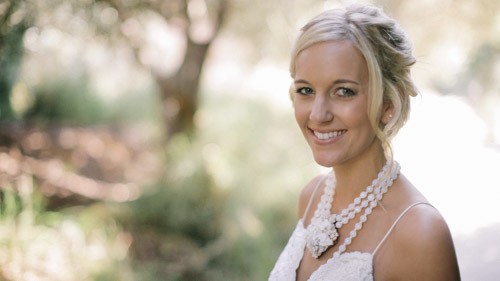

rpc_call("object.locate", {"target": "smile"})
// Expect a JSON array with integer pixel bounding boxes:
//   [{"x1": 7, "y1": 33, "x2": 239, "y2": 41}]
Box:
[{"x1": 313, "y1": 130, "x2": 347, "y2": 140}]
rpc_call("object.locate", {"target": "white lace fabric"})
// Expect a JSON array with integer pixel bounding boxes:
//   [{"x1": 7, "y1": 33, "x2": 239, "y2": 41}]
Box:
[
  {"x1": 269, "y1": 201, "x2": 431, "y2": 281},
  {"x1": 269, "y1": 220, "x2": 373, "y2": 281}
]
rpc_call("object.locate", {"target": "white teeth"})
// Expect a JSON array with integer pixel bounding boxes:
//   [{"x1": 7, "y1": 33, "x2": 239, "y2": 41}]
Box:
[{"x1": 314, "y1": 130, "x2": 345, "y2": 140}]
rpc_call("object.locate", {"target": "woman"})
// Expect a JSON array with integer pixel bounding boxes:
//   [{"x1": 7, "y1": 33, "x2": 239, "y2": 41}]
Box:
[{"x1": 269, "y1": 4, "x2": 460, "y2": 281}]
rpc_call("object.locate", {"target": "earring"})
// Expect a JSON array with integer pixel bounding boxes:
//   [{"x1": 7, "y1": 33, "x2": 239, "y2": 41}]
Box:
[{"x1": 384, "y1": 114, "x2": 393, "y2": 124}]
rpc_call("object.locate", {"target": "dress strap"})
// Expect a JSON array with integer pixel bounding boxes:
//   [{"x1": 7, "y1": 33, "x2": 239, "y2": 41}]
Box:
[
  {"x1": 372, "y1": 202, "x2": 433, "y2": 255},
  {"x1": 301, "y1": 174, "x2": 327, "y2": 222}
]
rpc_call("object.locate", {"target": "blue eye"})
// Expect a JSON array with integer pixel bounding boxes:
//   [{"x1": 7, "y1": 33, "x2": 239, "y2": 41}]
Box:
[
  {"x1": 336, "y1": 87, "x2": 356, "y2": 97},
  {"x1": 296, "y1": 87, "x2": 314, "y2": 96}
]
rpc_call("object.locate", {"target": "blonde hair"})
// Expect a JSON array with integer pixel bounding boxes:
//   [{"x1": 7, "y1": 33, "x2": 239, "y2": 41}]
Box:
[{"x1": 290, "y1": 4, "x2": 418, "y2": 160}]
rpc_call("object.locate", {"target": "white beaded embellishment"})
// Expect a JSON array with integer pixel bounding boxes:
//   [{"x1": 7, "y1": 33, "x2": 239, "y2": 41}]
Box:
[
  {"x1": 305, "y1": 161, "x2": 400, "y2": 259},
  {"x1": 305, "y1": 174, "x2": 339, "y2": 258}
]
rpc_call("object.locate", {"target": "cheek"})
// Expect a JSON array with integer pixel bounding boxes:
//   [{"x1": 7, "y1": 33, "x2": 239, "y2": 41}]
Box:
[
  {"x1": 293, "y1": 101, "x2": 308, "y2": 124},
  {"x1": 342, "y1": 102, "x2": 373, "y2": 131},
  {"x1": 340, "y1": 105, "x2": 363, "y2": 123}
]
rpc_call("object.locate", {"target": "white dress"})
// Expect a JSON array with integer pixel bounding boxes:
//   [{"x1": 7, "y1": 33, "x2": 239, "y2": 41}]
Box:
[{"x1": 269, "y1": 202, "x2": 428, "y2": 281}]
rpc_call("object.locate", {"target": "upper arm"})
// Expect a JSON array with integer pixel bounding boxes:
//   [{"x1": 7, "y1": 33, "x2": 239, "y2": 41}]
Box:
[
  {"x1": 386, "y1": 205, "x2": 461, "y2": 280},
  {"x1": 297, "y1": 175, "x2": 324, "y2": 220}
]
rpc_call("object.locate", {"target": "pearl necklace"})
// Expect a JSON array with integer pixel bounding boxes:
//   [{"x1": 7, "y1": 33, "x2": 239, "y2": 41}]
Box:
[{"x1": 305, "y1": 161, "x2": 400, "y2": 259}]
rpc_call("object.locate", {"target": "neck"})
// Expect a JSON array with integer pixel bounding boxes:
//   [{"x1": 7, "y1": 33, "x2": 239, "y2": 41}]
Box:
[{"x1": 332, "y1": 142, "x2": 387, "y2": 201}]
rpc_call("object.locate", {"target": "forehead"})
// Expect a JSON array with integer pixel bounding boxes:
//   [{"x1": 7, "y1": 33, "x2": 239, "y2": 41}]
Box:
[{"x1": 294, "y1": 40, "x2": 368, "y2": 83}]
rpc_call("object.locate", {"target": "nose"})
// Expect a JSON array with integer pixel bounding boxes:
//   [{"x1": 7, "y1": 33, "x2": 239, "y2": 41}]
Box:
[{"x1": 309, "y1": 95, "x2": 333, "y2": 123}]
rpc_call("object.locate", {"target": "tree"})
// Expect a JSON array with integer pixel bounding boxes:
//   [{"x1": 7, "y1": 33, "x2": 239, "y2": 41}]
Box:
[{"x1": 95, "y1": 0, "x2": 228, "y2": 139}]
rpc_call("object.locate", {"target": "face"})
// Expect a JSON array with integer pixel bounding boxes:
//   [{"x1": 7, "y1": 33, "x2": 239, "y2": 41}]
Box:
[{"x1": 293, "y1": 40, "x2": 381, "y2": 168}]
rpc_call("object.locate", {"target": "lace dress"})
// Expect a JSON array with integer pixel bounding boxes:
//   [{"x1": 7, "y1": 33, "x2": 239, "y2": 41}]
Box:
[
  {"x1": 269, "y1": 202, "x2": 429, "y2": 281},
  {"x1": 268, "y1": 220, "x2": 373, "y2": 281}
]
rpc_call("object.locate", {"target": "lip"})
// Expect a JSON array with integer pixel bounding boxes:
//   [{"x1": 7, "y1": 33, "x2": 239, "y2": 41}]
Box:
[{"x1": 308, "y1": 128, "x2": 346, "y2": 145}]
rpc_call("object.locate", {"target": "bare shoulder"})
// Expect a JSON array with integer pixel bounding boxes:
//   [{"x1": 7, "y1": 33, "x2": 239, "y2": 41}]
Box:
[
  {"x1": 297, "y1": 174, "x2": 326, "y2": 220},
  {"x1": 379, "y1": 203, "x2": 461, "y2": 280}
]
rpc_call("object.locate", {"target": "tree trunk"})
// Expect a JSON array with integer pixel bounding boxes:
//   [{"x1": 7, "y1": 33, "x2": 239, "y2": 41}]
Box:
[
  {"x1": 102, "y1": 0, "x2": 228, "y2": 139},
  {"x1": 158, "y1": 38, "x2": 210, "y2": 138},
  {"x1": 157, "y1": 0, "x2": 227, "y2": 140}
]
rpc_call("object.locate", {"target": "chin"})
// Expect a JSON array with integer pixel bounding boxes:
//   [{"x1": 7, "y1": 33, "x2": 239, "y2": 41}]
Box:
[{"x1": 312, "y1": 154, "x2": 339, "y2": 168}]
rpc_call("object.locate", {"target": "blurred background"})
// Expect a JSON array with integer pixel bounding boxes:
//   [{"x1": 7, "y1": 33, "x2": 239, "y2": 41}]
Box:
[{"x1": 0, "y1": 0, "x2": 498, "y2": 280}]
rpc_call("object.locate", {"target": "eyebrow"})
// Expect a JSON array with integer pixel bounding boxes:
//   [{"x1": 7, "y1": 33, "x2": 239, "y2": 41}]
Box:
[{"x1": 294, "y1": 79, "x2": 360, "y2": 85}]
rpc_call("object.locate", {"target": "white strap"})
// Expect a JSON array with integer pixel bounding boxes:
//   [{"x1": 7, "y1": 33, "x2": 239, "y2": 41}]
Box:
[
  {"x1": 301, "y1": 175, "x2": 327, "y2": 223},
  {"x1": 372, "y1": 202, "x2": 433, "y2": 255}
]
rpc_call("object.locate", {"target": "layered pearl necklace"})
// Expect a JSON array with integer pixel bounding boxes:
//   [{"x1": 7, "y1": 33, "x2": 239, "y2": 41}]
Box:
[{"x1": 305, "y1": 161, "x2": 400, "y2": 259}]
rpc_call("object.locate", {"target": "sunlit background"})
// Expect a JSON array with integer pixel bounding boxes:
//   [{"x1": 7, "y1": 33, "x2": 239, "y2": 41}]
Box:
[{"x1": 0, "y1": 0, "x2": 499, "y2": 280}]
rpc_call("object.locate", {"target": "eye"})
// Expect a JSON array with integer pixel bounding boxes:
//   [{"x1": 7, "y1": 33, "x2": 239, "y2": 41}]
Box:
[
  {"x1": 296, "y1": 87, "x2": 314, "y2": 96},
  {"x1": 335, "y1": 87, "x2": 356, "y2": 97}
]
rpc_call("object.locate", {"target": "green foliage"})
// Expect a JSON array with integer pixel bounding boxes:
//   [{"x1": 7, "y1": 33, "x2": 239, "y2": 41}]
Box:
[
  {"x1": 115, "y1": 133, "x2": 227, "y2": 280},
  {"x1": 128, "y1": 148, "x2": 225, "y2": 245},
  {"x1": 0, "y1": 1, "x2": 32, "y2": 120},
  {"x1": 0, "y1": 181, "x2": 133, "y2": 281},
  {"x1": 25, "y1": 72, "x2": 108, "y2": 125},
  {"x1": 206, "y1": 204, "x2": 297, "y2": 280},
  {"x1": 108, "y1": 85, "x2": 163, "y2": 124},
  {"x1": 23, "y1": 71, "x2": 162, "y2": 125},
  {"x1": 0, "y1": 188, "x2": 23, "y2": 216}
]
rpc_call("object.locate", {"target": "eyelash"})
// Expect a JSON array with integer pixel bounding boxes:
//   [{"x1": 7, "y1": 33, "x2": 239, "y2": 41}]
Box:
[
  {"x1": 296, "y1": 87, "x2": 314, "y2": 96},
  {"x1": 295, "y1": 87, "x2": 357, "y2": 97},
  {"x1": 337, "y1": 87, "x2": 356, "y2": 97}
]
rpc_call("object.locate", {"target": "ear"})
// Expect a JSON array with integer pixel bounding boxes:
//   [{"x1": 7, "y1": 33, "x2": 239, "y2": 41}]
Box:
[{"x1": 381, "y1": 102, "x2": 394, "y2": 125}]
